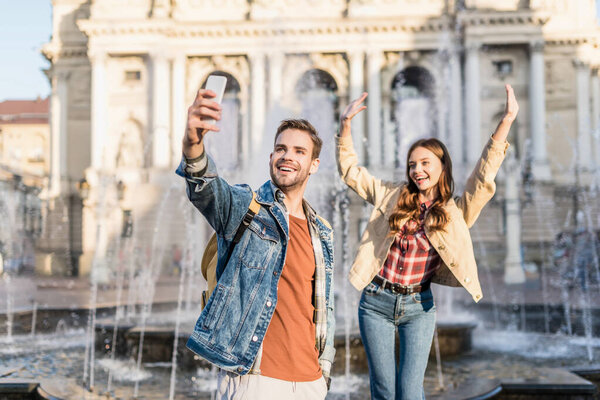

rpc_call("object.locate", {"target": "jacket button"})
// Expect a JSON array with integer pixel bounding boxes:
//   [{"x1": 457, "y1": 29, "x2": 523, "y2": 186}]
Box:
[
  {"x1": 438, "y1": 245, "x2": 445, "y2": 251},
  {"x1": 273, "y1": 270, "x2": 278, "y2": 276},
  {"x1": 252, "y1": 335, "x2": 258, "y2": 342},
  {"x1": 449, "y1": 262, "x2": 456, "y2": 268},
  {"x1": 475, "y1": 294, "x2": 481, "y2": 300},
  {"x1": 464, "y1": 277, "x2": 471, "y2": 283},
  {"x1": 266, "y1": 301, "x2": 272, "y2": 307},
  {"x1": 238, "y1": 367, "x2": 244, "y2": 372}
]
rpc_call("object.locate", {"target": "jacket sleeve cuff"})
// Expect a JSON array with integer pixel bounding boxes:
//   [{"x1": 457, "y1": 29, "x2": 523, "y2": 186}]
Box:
[
  {"x1": 488, "y1": 136, "x2": 510, "y2": 153},
  {"x1": 183, "y1": 151, "x2": 208, "y2": 177},
  {"x1": 335, "y1": 135, "x2": 354, "y2": 147}
]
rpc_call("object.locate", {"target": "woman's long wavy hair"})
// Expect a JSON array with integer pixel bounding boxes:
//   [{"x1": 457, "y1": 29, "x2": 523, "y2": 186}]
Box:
[{"x1": 389, "y1": 138, "x2": 454, "y2": 234}]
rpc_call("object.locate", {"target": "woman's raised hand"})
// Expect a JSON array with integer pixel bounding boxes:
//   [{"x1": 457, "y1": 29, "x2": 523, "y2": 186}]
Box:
[
  {"x1": 339, "y1": 92, "x2": 368, "y2": 137},
  {"x1": 492, "y1": 84, "x2": 519, "y2": 143},
  {"x1": 502, "y1": 84, "x2": 519, "y2": 123}
]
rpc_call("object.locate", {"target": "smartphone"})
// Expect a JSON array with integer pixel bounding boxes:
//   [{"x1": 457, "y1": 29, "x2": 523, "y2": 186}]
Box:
[{"x1": 203, "y1": 75, "x2": 227, "y2": 126}]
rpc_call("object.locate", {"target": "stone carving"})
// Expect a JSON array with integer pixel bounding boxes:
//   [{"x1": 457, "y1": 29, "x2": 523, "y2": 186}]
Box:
[
  {"x1": 91, "y1": 0, "x2": 151, "y2": 19},
  {"x1": 151, "y1": 0, "x2": 172, "y2": 17},
  {"x1": 172, "y1": 0, "x2": 248, "y2": 20},
  {"x1": 348, "y1": 0, "x2": 445, "y2": 17},
  {"x1": 530, "y1": 0, "x2": 568, "y2": 13},
  {"x1": 309, "y1": 53, "x2": 349, "y2": 95},
  {"x1": 116, "y1": 120, "x2": 144, "y2": 169},
  {"x1": 251, "y1": 0, "x2": 345, "y2": 19},
  {"x1": 186, "y1": 56, "x2": 249, "y2": 105}
]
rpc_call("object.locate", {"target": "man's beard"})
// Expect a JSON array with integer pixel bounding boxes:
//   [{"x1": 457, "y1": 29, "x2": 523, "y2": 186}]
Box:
[{"x1": 269, "y1": 164, "x2": 310, "y2": 191}]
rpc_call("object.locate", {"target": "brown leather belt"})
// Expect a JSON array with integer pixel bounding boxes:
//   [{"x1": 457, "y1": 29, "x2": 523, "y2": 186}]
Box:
[{"x1": 372, "y1": 275, "x2": 430, "y2": 295}]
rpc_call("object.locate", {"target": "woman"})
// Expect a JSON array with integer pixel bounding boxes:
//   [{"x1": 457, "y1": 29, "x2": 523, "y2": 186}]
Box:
[{"x1": 336, "y1": 85, "x2": 519, "y2": 399}]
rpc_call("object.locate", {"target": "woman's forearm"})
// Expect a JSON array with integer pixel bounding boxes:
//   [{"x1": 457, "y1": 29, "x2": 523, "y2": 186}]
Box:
[
  {"x1": 339, "y1": 120, "x2": 352, "y2": 138},
  {"x1": 491, "y1": 116, "x2": 514, "y2": 143}
]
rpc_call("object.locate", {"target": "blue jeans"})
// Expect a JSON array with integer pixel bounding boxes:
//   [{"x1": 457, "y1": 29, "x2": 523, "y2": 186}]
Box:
[{"x1": 358, "y1": 280, "x2": 436, "y2": 400}]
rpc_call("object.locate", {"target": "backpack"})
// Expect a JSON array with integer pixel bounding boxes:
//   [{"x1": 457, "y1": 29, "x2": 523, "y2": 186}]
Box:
[{"x1": 200, "y1": 192, "x2": 261, "y2": 309}]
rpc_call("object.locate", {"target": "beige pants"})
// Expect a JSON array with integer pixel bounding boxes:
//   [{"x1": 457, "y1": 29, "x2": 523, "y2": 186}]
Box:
[{"x1": 216, "y1": 369, "x2": 328, "y2": 400}]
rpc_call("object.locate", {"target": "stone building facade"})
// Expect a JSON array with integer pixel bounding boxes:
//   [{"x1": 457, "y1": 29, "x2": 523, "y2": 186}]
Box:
[{"x1": 41, "y1": 0, "x2": 600, "y2": 276}]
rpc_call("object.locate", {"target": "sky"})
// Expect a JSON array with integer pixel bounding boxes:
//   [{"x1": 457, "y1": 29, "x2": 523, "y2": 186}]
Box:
[
  {"x1": 0, "y1": 1, "x2": 53, "y2": 101},
  {"x1": 0, "y1": 1, "x2": 599, "y2": 102}
]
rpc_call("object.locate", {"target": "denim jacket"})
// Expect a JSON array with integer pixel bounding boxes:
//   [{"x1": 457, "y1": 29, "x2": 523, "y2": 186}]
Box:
[{"x1": 176, "y1": 154, "x2": 336, "y2": 379}]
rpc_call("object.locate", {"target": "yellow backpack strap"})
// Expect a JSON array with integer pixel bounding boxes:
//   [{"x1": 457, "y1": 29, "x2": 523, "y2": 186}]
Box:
[
  {"x1": 201, "y1": 233, "x2": 218, "y2": 282},
  {"x1": 248, "y1": 191, "x2": 260, "y2": 214}
]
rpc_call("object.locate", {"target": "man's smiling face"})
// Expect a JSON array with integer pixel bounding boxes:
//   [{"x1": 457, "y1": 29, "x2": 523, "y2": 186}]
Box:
[{"x1": 269, "y1": 128, "x2": 319, "y2": 192}]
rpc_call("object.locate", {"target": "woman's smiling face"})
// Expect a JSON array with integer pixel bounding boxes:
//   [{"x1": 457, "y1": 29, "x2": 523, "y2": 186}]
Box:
[{"x1": 408, "y1": 146, "x2": 443, "y2": 195}]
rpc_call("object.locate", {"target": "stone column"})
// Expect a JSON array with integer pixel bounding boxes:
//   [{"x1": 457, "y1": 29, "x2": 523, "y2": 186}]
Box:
[
  {"x1": 503, "y1": 155, "x2": 526, "y2": 284},
  {"x1": 592, "y1": 69, "x2": 600, "y2": 167},
  {"x1": 240, "y1": 88, "x2": 250, "y2": 167},
  {"x1": 348, "y1": 51, "x2": 365, "y2": 164},
  {"x1": 529, "y1": 41, "x2": 551, "y2": 180},
  {"x1": 382, "y1": 92, "x2": 395, "y2": 167},
  {"x1": 90, "y1": 51, "x2": 107, "y2": 170},
  {"x1": 150, "y1": 52, "x2": 171, "y2": 169},
  {"x1": 449, "y1": 50, "x2": 464, "y2": 166},
  {"x1": 575, "y1": 60, "x2": 592, "y2": 171},
  {"x1": 249, "y1": 53, "x2": 266, "y2": 155},
  {"x1": 171, "y1": 54, "x2": 186, "y2": 165},
  {"x1": 465, "y1": 42, "x2": 481, "y2": 165},
  {"x1": 367, "y1": 50, "x2": 382, "y2": 167},
  {"x1": 50, "y1": 69, "x2": 69, "y2": 197},
  {"x1": 268, "y1": 52, "x2": 283, "y2": 110}
]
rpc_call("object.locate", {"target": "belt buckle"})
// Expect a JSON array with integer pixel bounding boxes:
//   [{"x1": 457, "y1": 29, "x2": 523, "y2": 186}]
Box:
[{"x1": 390, "y1": 283, "x2": 405, "y2": 295}]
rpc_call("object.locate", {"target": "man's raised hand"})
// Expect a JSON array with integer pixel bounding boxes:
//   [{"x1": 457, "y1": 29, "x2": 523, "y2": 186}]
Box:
[{"x1": 182, "y1": 89, "x2": 222, "y2": 158}]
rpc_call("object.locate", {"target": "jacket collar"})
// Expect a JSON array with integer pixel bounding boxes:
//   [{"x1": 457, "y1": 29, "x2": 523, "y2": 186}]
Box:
[
  {"x1": 256, "y1": 181, "x2": 281, "y2": 205},
  {"x1": 256, "y1": 180, "x2": 322, "y2": 228}
]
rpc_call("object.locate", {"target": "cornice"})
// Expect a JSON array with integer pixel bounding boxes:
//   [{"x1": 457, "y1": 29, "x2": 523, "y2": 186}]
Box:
[
  {"x1": 77, "y1": 17, "x2": 456, "y2": 39},
  {"x1": 457, "y1": 10, "x2": 550, "y2": 27},
  {"x1": 42, "y1": 42, "x2": 88, "y2": 61},
  {"x1": 543, "y1": 31, "x2": 600, "y2": 47}
]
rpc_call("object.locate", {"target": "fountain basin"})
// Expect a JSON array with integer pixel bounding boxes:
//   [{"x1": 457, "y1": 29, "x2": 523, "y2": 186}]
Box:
[
  {"x1": 0, "y1": 379, "x2": 61, "y2": 400},
  {"x1": 96, "y1": 319, "x2": 477, "y2": 376}
]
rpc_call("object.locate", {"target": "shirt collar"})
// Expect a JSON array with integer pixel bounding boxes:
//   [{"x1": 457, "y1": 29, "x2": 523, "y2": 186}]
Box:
[
  {"x1": 420, "y1": 200, "x2": 433, "y2": 211},
  {"x1": 269, "y1": 180, "x2": 286, "y2": 204}
]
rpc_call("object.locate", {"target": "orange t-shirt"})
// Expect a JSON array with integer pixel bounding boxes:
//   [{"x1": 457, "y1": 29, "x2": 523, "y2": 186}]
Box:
[{"x1": 260, "y1": 215, "x2": 322, "y2": 382}]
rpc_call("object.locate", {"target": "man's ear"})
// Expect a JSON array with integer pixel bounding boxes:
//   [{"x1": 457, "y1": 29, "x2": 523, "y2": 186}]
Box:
[{"x1": 309, "y1": 158, "x2": 320, "y2": 175}]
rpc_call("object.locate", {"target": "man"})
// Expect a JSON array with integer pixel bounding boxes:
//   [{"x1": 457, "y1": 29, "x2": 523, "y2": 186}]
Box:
[{"x1": 176, "y1": 88, "x2": 335, "y2": 399}]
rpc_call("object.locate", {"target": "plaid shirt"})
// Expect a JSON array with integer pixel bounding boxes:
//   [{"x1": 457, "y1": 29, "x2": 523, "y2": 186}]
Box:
[{"x1": 380, "y1": 201, "x2": 442, "y2": 286}]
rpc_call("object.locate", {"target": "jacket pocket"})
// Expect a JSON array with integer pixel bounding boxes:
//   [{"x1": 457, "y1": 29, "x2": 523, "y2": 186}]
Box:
[
  {"x1": 240, "y1": 217, "x2": 279, "y2": 270},
  {"x1": 411, "y1": 289, "x2": 434, "y2": 304},
  {"x1": 248, "y1": 216, "x2": 279, "y2": 242},
  {"x1": 202, "y1": 283, "x2": 230, "y2": 330}
]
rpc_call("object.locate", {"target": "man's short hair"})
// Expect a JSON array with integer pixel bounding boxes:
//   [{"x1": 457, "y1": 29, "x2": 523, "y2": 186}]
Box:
[{"x1": 274, "y1": 119, "x2": 323, "y2": 160}]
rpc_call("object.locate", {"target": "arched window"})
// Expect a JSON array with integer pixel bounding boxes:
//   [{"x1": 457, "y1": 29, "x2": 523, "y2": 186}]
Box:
[
  {"x1": 295, "y1": 69, "x2": 339, "y2": 170},
  {"x1": 201, "y1": 71, "x2": 242, "y2": 172},
  {"x1": 391, "y1": 66, "x2": 437, "y2": 168}
]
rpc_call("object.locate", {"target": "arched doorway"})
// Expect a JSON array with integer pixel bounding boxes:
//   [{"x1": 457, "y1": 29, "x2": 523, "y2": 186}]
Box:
[
  {"x1": 391, "y1": 66, "x2": 437, "y2": 168},
  {"x1": 295, "y1": 69, "x2": 339, "y2": 171},
  {"x1": 201, "y1": 71, "x2": 242, "y2": 172}
]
